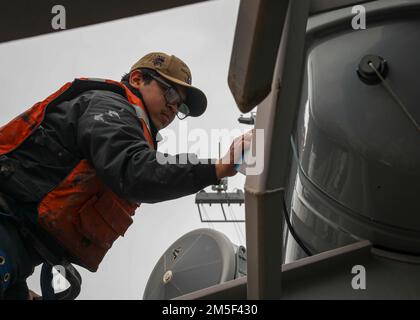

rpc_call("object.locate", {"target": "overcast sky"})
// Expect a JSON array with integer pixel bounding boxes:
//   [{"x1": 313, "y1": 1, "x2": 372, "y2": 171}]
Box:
[{"x1": 0, "y1": 0, "x2": 251, "y2": 299}]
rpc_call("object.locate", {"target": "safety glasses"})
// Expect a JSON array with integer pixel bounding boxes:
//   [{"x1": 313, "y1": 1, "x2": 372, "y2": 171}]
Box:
[{"x1": 148, "y1": 73, "x2": 190, "y2": 120}]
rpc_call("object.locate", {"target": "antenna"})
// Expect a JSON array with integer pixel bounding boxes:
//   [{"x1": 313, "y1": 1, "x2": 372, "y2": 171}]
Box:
[{"x1": 143, "y1": 229, "x2": 247, "y2": 300}]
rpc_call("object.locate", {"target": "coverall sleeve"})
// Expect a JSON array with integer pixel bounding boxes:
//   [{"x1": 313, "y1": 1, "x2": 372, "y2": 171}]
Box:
[{"x1": 76, "y1": 91, "x2": 219, "y2": 203}]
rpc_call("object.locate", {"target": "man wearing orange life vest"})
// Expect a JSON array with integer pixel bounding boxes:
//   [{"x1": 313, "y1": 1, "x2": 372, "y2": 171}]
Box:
[{"x1": 0, "y1": 52, "x2": 250, "y2": 299}]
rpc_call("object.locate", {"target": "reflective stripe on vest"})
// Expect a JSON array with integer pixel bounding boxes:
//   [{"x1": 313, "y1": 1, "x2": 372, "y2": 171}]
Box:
[{"x1": 0, "y1": 78, "x2": 154, "y2": 271}]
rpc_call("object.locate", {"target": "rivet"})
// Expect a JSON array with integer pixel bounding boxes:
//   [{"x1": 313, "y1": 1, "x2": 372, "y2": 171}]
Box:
[{"x1": 163, "y1": 270, "x2": 173, "y2": 284}]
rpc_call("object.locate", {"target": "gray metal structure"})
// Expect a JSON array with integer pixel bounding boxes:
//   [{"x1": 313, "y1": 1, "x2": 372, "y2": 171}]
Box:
[
  {"x1": 175, "y1": 240, "x2": 420, "y2": 299},
  {"x1": 184, "y1": 0, "x2": 420, "y2": 300},
  {"x1": 285, "y1": 0, "x2": 420, "y2": 261}
]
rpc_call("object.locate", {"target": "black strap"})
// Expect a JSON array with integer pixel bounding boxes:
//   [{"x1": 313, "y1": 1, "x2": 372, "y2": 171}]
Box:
[
  {"x1": 40, "y1": 262, "x2": 82, "y2": 300},
  {"x1": 40, "y1": 264, "x2": 55, "y2": 299},
  {"x1": 19, "y1": 223, "x2": 82, "y2": 300}
]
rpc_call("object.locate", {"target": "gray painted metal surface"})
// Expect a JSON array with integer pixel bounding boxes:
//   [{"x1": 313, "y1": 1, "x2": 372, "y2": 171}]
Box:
[
  {"x1": 228, "y1": 0, "x2": 289, "y2": 112},
  {"x1": 286, "y1": 0, "x2": 420, "y2": 263},
  {"x1": 176, "y1": 241, "x2": 420, "y2": 299},
  {"x1": 184, "y1": 0, "x2": 420, "y2": 299},
  {"x1": 310, "y1": 0, "x2": 370, "y2": 15},
  {"x1": 243, "y1": 0, "x2": 310, "y2": 299}
]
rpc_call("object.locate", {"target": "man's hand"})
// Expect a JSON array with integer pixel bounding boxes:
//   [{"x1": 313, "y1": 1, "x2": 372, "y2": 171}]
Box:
[{"x1": 215, "y1": 130, "x2": 253, "y2": 179}]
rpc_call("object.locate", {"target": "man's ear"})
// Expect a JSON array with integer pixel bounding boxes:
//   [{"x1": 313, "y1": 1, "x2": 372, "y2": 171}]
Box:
[{"x1": 129, "y1": 70, "x2": 142, "y2": 89}]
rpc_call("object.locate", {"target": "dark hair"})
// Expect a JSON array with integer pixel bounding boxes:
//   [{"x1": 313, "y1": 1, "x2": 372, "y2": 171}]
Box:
[{"x1": 121, "y1": 68, "x2": 155, "y2": 85}]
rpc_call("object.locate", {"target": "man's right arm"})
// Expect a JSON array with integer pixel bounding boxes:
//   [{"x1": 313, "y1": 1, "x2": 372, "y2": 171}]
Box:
[{"x1": 76, "y1": 90, "x2": 220, "y2": 204}]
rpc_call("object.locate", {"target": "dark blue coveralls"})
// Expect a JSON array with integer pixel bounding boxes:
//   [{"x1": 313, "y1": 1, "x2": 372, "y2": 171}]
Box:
[{"x1": 0, "y1": 196, "x2": 42, "y2": 299}]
